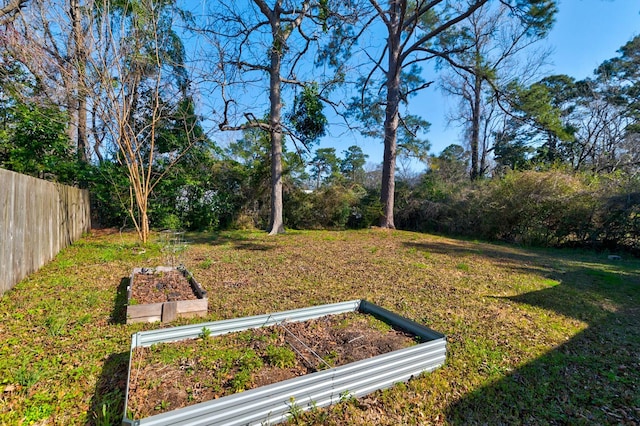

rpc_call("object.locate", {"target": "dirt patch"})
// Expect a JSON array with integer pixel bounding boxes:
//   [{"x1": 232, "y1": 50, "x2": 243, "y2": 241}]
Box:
[
  {"x1": 130, "y1": 269, "x2": 199, "y2": 304},
  {"x1": 127, "y1": 312, "x2": 418, "y2": 419}
]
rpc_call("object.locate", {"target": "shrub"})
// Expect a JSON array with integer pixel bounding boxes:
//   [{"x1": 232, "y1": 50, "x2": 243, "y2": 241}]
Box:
[
  {"x1": 395, "y1": 169, "x2": 639, "y2": 254},
  {"x1": 285, "y1": 184, "x2": 367, "y2": 230}
]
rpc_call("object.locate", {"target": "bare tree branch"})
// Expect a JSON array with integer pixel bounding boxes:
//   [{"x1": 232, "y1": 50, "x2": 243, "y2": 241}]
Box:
[{"x1": 0, "y1": 0, "x2": 28, "y2": 25}]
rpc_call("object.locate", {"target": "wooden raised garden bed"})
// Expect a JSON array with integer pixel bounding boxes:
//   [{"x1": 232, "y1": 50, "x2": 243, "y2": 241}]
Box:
[
  {"x1": 122, "y1": 300, "x2": 446, "y2": 425},
  {"x1": 126, "y1": 266, "x2": 207, "y2": 324}
]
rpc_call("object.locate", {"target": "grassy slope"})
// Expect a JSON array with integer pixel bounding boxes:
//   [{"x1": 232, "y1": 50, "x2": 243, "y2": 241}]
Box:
[{"x1": 0, "y1": 229, "x2": 638, "y2": 425}]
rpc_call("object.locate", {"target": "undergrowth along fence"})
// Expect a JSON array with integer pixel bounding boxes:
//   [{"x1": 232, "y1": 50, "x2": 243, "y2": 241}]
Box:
[{"x1": 0, "y1": 168, "x2": 91, "y2": 295}]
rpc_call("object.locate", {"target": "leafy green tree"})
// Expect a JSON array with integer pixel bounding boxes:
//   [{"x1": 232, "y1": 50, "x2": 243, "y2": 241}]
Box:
[
  {"x1": 2, "y1": 0, "x2": 93, "y2": 162},
  {"x1": 0, "y1": 101, "x2": 79, "y2": 184},
  {"x1": 492, "y1": 75, "x2": 576, "y2": 171},
  {"x1": 310, "y1": 147, "x2": 340, "y2": 189},
  {"x1": 506, "y1": 79, "x2": 574, "y2": 164},
  {"x1": 0, "y1": 30, "x2": 83, "y2": 183},
  {"x1": 0, "y1": 60, "x2": 81, "y2": 184},
  {"x1": 492, "y1": 130, "x2": 533, "y2": 171},
  {"x1": 225, "y1": 124, "x2": 309, "y2": 229},
  {"x1": 226, "y1": 126, "x2": 273, "y2": 226},
  {"x1": 288, "y1": 83, "x2": 329, "y2": 147},
  {"x1": 501, "y1": 66, "x2": 639, "y2": 174},
  {"x1": 340, "y1": 145, "x2": 368, "y2": 185},
  {"x1": 87, "y1": 160, "x2": 131, "y2": 228},
  {"x1": 594, "y1": 36, "x2": 640, "y2": 173},
  {"x1": 597, "y1": 35, "x2": 640, "y2": 126},
  {"x1": 429, "y1": 144, "x2": 469, "y2": 183}
]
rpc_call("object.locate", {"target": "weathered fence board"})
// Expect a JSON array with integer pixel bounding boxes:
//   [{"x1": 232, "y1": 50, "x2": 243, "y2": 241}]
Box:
[{"x1": 0, "y1": 168, "x2": 91, "y2": 295}]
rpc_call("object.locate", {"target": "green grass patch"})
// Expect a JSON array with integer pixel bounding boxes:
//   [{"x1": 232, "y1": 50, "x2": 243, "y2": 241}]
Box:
[{"x1": 0, "y1": 229, "x2": 638, "y2": 424}]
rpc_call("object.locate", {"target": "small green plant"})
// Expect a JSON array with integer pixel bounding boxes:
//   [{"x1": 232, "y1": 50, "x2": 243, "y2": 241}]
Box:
[
  {"x1": 94, "y1": 402, "x2": 118, "y2": 426},
  {"x1": 339, "y1": 389, "x2": 354, "y2": 403},
  {"x1": 186, "y1": 388, "x2": 195, "y2": 402},
  {"x1": 287, "y1": 396, "x2": 303, "y2": 420},
  {"x1": 198, "y1": 258, "x2": 213, "y2": 269},
  {"x1": 154, "y1": 400, "x2": 170, "y2": 411},
  {"x1": 235, "y1": 330, "x2": 255, "y2": 343},
  {"x1": 199, "y1": 327, "x2": 211, "y2": 339},
  {"x1": 266, "y1": 345, "x2": 297, "y2": 368},
  {"x1": 456, "y1": 262, "x2": 470, "y2": 272},
  {"x1": 239, "y1": 349, "x2": 263, "y2": 371},
  {"x1": 321, "y1": 350, "x2": 339, "y2": 367},
  {"x1": 128, "y1": 298, "x2": 138, "y2": 306},
  {"x1": 230, "y1": 370, "x2": 252, "y2": 392},
  {"x1": 14, "y1": 364, "x2": 40, "y2": 388},
  {"x1": 148, "y1": 343, "x2": 183, "y2": 365},
  {"x1": 44, "y1": 314, "x2": 67, "y2": 336},
  {"x1": 23, "y1": 403, "x2": 53, "y2": 423},
  {"x1": 76, "y1": 313, "x2": 92, "y2": 326}
]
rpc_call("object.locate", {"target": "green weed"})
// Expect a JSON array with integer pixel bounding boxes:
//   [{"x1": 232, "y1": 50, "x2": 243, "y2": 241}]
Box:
[
  {"x1": 287, "y1": 396, "x2": 303, "y2": 420},
  {"x1": 456, "y1": 263, "x2": 470, "y2": 272},
  {"x1": 198, "y1": 258, "x2": 213, "y2": 269},
  {"x1": 230, "y1": 370, "x2": 252, "y2": 392},
  {"x1": 154, "y1": 400, "x2": 170, "y2": 411},
  {"x1": 44, "y1": 314, "x2": 68, "y2": 336},
  {"x1": 23, "y1": 403, "x2": 53, "y2": 424},
  {"x1": 14, "y1": 364, "x2": 40, "y2": 388},
  {"x1": 266, "y1": 345, "x2": 296, "y2": 368}
]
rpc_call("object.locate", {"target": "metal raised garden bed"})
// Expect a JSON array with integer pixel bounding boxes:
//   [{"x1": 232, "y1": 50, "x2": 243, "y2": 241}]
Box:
[
  {"x1": 122, "y1": 299, "x2": 446, "y2": 425},
  {"x1": 126, "y1": 266, "x2": 208, "y2": 324}
]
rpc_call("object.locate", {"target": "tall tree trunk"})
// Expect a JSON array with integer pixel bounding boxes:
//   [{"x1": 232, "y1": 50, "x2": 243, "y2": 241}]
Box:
[
  {"x1": 380, "y1": 2, "x2": 401, "y2": 229},
  {"x1": 470, "y1": 71, "x2": 482, "y2": 180},
  {"x1": 70, "y1": 0, "x2": 88, "y2": 163},
  {"x1": 267, "y1": 10, "x2": 285, "y2": 235}
]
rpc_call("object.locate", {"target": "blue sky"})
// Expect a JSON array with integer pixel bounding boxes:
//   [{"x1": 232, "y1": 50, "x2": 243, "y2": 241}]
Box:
[{"x1": 318, "y1": 1, "x2": 640, "y2": 171}]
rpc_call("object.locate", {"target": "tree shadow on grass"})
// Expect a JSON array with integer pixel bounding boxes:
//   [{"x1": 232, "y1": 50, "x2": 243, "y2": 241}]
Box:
[
  {"x1": 403, "y1": 239, "x2": 627, "y2": 285},
  {"x1": 109, "y1": 277, "x2": 129, "y2": 325},
  {"x1": 86, "y1": 352, "x2": 130, "y2": 426},
  {"x1": 84, "y1": 277, "x2": 131, "y2": 424},
  {"x1": 185, "y1": 231, "x2": 275, "y2": 252},
  {"x1": 445, "y1": 260, "x2": 640, "y2": 424},
  {"x1": 404, "y1": 238, "x2": 542, "y2": 259}
]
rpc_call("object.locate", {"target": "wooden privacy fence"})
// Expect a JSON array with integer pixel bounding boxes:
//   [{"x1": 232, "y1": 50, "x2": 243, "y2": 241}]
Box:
[{"x1": 0, "y1": 168, "x2": 91, "y2": 295}]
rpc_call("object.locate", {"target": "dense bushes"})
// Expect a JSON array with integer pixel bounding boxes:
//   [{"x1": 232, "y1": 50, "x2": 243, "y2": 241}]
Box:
[
  {"x1": 285, "y1": 184, "x2": 380, "y2": 230},
  {"x1": 397, "y1": 169, "x2": 640, "y2": 254},
  {"x1": 87, "y1": 150, "x2": 638, "y2": 255}
]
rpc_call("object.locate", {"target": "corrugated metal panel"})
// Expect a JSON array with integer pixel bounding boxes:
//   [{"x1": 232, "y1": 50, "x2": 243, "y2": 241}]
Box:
[
  {"x1": 123, "y1": 300, "x2": 446, "y2": 426},
  {"x1": 131, "y1": 299, "x2": 362, "y2": 348}
]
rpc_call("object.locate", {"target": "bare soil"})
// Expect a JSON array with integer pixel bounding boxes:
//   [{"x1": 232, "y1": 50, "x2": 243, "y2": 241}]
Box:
[
  {"x1": 130, "y1": 269, "x2": 199, "y2": 304},
  {"x1": 127, "y1": 312, "x2": 418, "y2": 419}
]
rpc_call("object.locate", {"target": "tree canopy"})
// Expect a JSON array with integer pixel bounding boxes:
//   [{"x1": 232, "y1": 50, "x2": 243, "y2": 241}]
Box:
[{"x1": 1, "y1": 0, "x2": 638, "y2": 251}]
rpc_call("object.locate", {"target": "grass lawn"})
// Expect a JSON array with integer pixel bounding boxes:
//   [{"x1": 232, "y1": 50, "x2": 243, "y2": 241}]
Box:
[{"x1": 0, "y1": 228, "x2": 638, "y2": 425}]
